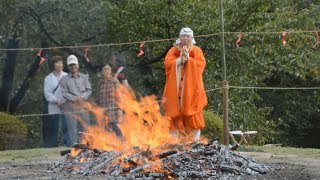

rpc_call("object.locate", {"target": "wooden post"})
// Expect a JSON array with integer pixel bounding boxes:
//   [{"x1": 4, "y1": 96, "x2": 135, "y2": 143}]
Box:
[{"x1": 219, "y1": 0, "x2": 229, "y2": 145}]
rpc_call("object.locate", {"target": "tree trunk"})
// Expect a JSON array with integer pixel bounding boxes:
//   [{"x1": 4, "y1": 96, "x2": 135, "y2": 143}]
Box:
[
  {"x1": 9, "y1": 42, "x2": 49, "y2": 113},
  {"x1": 0, "y1": 39, "x2": 19, "y2": 112}
]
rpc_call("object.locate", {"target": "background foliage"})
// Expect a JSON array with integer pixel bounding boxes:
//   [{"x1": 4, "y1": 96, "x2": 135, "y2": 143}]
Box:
[
  {"x1": 0, "y1": 112, "x2": 28, "y2": 150},
  {"x1": 0, "y1": 0, "x2": 320, "y2": 148}
]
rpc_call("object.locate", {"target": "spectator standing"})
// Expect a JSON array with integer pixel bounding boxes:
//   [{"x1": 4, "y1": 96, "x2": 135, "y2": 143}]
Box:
[
  {"x1": 97, "y1": 64, "x2": 124, "y2": 138},
  {"x1": 43, "y1": 55, "x2": 69, "y2": 147},
  {"x1": 60, "y1": 54, "x2": 92, "y2": 146},
  {"x1": 111, "y1": 52, "x2": 131, "y2": 122}
]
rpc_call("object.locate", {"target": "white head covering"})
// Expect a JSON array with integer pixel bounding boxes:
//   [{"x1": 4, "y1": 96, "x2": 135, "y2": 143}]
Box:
[
  {"x1": 67, "y1": 54, "x2": 78, "y2": 65},
  {"x1": 175, "y1": 27, "x2": 196, "y2": 45}
]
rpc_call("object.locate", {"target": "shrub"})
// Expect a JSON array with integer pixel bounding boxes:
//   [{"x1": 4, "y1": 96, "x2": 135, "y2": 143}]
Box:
[
  {"x1": 0, "y1": 112, "x2": 28, "y2": 150},
  {"x1": 202, "y1": 110, "x2": 224, "y2": 141}
]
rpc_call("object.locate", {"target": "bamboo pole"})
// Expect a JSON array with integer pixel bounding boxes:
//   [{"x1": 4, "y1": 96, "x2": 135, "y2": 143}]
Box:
[{"x1": 219, "y1": 0, "x2": 229, "y2": 145}]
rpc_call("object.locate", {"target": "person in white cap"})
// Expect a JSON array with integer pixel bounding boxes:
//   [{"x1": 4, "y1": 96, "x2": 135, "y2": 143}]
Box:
[
  {"x1": 60, "y1": 54, "x2": 92, "y2": 146},
  {"x1": 162, "y1": 27, "x2": 207, "y2": 142}
]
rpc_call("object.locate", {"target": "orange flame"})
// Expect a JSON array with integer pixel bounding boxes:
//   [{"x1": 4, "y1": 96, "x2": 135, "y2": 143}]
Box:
[
  {"x1": 68, "y1": 85, "x2": 207, "y2": 173},
  {"x1": 70, "y1": 148, "x2": 82, "y2": 156},
  {"x1": 80, "y1": 157, "x2": 87, "y2": 163},
  {"x1": 63, "y1": 85, "x2": 210, "y2": 172},
  {"x1": 78, "y1": 85, "x2": 178, "y2": 152},
  {"x1": 71, "y1": 166, "x2": 81, "y2": 171}
]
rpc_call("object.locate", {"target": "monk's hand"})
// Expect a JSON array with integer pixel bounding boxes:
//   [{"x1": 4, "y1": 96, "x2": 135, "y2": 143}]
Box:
[{"x1": 181, "y1": 46, "x2": 189, "y2": 63}]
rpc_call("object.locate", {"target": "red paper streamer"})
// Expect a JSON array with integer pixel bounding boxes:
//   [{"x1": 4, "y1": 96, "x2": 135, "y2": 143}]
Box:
[
  {"x1": 312, "y1": 32, "x2": 320, "y2": 48},
  {"x1": 235, "y1": 33, "x2": 244, "y2": 48},
  {"x1": 137, "y1": 42, "x2": 145, "y2": 58},
  {"x1": 281, "y1": 32, "x2": 287, "y2": 46},
  {"x1": 84, "y1": 47, "x2": 90, "y2": 62},
  {"x1": 37, "y1": 48, "x2": 46, "y2": 65}
]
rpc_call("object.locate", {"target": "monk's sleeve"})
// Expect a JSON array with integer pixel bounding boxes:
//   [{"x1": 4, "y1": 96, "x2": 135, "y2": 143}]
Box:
[
  {"x1": 189, "y1": 47, "x2": 206, "y2": 74},
  {"x1": 164, "y1": 47, "x2": 180, "y2": 76},
  {"x1": 180, "y1": 46, "x2": 207, "y2": 115},
  {"x1": 192, "y1": 47, "x2": 206, "y2": 89},
  {"x1": 162, "y1": 47, "x2": 180, "y2": 117}
]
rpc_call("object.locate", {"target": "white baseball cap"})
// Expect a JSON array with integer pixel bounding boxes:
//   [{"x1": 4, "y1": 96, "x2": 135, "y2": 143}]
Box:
[{"x1": 67, "y1": 54, "x2": 78, "y2": 65}]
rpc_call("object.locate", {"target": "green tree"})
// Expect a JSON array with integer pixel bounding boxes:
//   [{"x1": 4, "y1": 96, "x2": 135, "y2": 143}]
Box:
[{"x1": 1, "y1": 0, "x2": 320, "y2": 147}]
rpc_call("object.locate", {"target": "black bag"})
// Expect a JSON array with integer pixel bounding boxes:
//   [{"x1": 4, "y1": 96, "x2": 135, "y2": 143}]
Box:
[{"x1": 43, "y1": 95, "x2": 49, "y2": 114}]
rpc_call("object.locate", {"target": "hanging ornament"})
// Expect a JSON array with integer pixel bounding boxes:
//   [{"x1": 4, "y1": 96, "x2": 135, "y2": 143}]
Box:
[
  {"x1": 37, "y1": 48, "x2": 46, "y2": 65},
  {"x1": 137, "y1": 42, "x2": 145, "y2": 58},
  {"x1": 84, "y1": 47, "x2": 90, "y2": 62},
  {"x1": 281, "y1": 32, "x2": 287, "y2": 46},
  {"x1": 312, "y1": 32, "x2": 319, "y2": 48},
  {"x1": 235, "y1": 33, "x2": 244, "y2": 48}
]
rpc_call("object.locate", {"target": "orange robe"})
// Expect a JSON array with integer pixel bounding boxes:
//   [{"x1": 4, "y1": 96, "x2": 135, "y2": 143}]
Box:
[{"x1": 162, "y1": 45, "x2": 207, "y2": 130}]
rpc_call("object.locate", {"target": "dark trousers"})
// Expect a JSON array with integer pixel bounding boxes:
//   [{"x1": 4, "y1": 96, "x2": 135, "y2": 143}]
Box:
[
  {"x1": 64, "y1": 110, "x2": 90, "y2": 146},
  {"x1": 108, "y1": 122, "x2": 124, "y2": 139},
  {"x1": 42, "y1": 114, "x2": 69, "y2": 147}
]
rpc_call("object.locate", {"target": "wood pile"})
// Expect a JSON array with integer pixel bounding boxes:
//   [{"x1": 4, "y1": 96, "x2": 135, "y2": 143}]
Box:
[{"x1": 49, "y1": 140, "x2": 273, "y2": 179}]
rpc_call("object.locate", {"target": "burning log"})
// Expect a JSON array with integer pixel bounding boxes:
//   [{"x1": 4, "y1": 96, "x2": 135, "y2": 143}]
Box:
[
  {"x1": 129, "y1": 158, "x2": 163, "y2": 174},
  {"x1": 85, "y1": 151, "x2": 122, "y2": 175},
  {"x1": 93, "y1": 148, "x2": 103, "y2": 154},
  {"x1": 149, "y1": 149, "x2": 178, "y2": 161},
  {"x1": 127, "y1": 159, "x2": 138, "y2": 166},
  {"x1": 60, "y1": 143, "x2": 88, "y2": 156}
]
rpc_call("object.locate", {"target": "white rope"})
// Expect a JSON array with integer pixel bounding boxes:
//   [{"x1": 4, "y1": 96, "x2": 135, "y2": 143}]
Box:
[
  {"x1": 15, "y1": 87, "x2": 222, "y2": 118},
  {"x1": 229, "y1": 86, "x2": 320, "y2": 90},
  {"x1": 1, "y1": 29, "x2": 319, "y2": 51},
  {"x1": 14, "y1": 85, "x2": 320, "y2": 118}
]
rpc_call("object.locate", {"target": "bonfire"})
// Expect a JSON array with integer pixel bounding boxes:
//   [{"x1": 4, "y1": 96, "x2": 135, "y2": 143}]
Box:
[{"x1": 50, "y1": 86, "x2": 273, "y2": 179}]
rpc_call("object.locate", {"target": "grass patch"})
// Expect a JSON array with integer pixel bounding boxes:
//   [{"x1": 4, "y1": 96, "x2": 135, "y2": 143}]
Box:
[
  {"x1": 239, "y1": 145, "x2": 320, "y2": 159},
  {"x1": 0, "y1": 146, "x2": 68, "y2": 163}
]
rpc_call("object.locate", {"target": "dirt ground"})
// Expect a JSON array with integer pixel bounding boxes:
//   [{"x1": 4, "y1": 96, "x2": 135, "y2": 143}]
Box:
[
  {"x1": 0, "y1": 151, "x2": 319, "y2": 180},
  {"x1": 240, "y1": 152, "x2": 320, "y2": 180}
]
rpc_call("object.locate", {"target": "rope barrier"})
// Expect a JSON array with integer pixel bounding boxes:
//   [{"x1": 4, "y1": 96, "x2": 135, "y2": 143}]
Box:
[
  {"x1": 15, "y1": 85, "x2": 320, "y2": 118},
  {"x1": 15, "y1": 87, "x2": 222, "y2": 118},
  {"x1": 229, "y1": 86, "x2": 320, "y2": 90},
  {"x1": 0, "y1": 38, "x2": 174, "y2": 51},
  {"x1": 1, "y1": 30, "x2": 319, "y2": 51}
]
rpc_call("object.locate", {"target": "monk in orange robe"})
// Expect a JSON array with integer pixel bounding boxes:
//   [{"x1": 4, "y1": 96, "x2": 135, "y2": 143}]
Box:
[{"x1": 162, "y1": 27, "x2": 207, "y2": 141}]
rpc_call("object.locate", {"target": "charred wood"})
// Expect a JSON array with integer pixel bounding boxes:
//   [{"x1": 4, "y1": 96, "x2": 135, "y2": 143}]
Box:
[
  {"x1": 72, "y1": 143, "x2": 88, "y2": 150},
  {"x1": 60, "y1": 150, "x2": 71, "y2": 156},
  {"x1": 149, "y1": 150, "x2": 177, "y2": 161}
]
